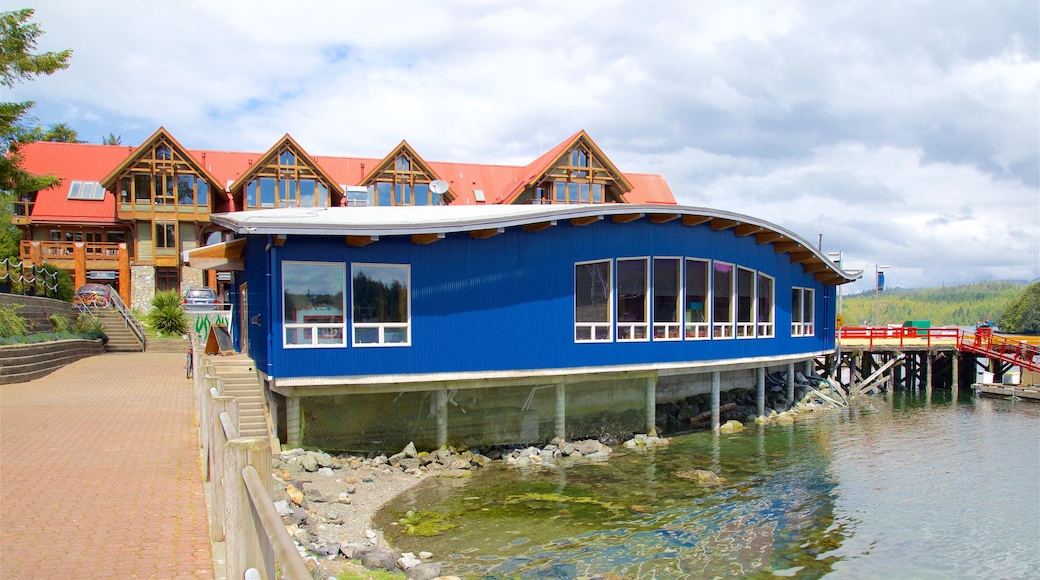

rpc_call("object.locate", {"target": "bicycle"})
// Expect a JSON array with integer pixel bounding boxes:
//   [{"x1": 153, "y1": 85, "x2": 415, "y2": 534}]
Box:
[
  {"x1": 74, "y1": 292, "x2": 109, "y2": 309},
  {"x1": 186, "y1": 346, "x2": 194, "y2": 380}
]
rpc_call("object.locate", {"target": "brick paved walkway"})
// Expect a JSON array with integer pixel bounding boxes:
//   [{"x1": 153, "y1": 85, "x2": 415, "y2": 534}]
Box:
[{"x1": 1, "y1": 353, "x2": 213, "y2": 579}]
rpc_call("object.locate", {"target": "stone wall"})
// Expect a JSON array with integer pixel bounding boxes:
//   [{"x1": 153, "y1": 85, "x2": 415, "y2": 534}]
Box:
[
  {"x1": 658, "y1": 368, "x2": 768, "y2": 403},
  {"x1": 179, "y1": 265, "x2": 205, "y2": 294},
  {"x1": 130, "y1": 264, "x2": 155, "y2": 313}
]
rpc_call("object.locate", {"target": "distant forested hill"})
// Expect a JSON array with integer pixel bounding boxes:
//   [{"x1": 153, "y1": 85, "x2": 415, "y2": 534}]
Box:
[{"x1": 839, "y1": 281, "x2": 1027, "y2": 327}]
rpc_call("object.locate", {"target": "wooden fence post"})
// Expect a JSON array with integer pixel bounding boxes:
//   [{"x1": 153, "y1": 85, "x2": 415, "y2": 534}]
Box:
[
  {"x1": 208, "y1": 395, "x2": 238, "y2": 542},
  {"x1": 225, "y1": 438, "x2": 273, "y2": 580}
]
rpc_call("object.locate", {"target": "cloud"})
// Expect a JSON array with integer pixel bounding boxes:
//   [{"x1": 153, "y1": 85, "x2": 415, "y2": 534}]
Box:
[{"x1": 7, "y1": 0, "x2": 1038, "y2": 290}]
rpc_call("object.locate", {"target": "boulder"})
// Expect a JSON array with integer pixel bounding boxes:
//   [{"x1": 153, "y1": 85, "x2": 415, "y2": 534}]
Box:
[
  {"x1": 406, "y1": 562, "x2": 444, "y2": 580},
  {"x1": 674, "y1": 469, "x2": 726, "y2": 486},
  {"x1": 300, "y1": 455, "x2": 318, "y2": 472},
  {"x1": 403, "y1": 441, "x2": 418, "y2": 458},
  {"x1": 361, "y1": 548, "x2": 399, "y2": 571},
  {"x1": 718, "y1": 419, "x2": 745, "y2": 433},
  {"x1": 286, "y1": 483, "x2": 305, "y2": 506}
]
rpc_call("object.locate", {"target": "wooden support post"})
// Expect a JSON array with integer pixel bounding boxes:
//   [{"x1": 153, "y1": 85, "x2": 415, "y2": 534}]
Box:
[
  {"x1": 555, "y1": 384, "x2": 566, "y2": 440},
  {"x1": 118, "y1": 243, "x2": 130, "y2": 306},
  {"x1": 711, "y1": 371, "x2": 721, "y2": 431},
  {"x1": 28, "y1": 241, "x2": 42, "y2": 266},
  {"x1": 786, "y1": 363, "x2": 795, "y2": 406},
  {"x1": 436, "y1": 390, "x2": 448, "y2": 448},
  {"x1": 926, "y1": 352, "x2": 933, "y2": 394},
  {"x1": 286, "y1": 397, "x2": 301, "y2": 448},
  {"x1": 208, "y1": 397, "x2": 237, "y2": 542},
  {"x1": 645, "y1": 377, "x2": 656, "y2": 433},
  {"x1": 208, "y1": 394, "x2": 238, "y2": 482},
  {"x1": 224, "y1": 438, "x2": 273, "y2": 580},
  {"x1": 756, "y1": 367, "x2": 766, "y2": 418},
  {"x1": 73, "y1": 242, "x2": 86, "y2": 290},
  {"x1": 850, "y1": 353, "x2": 860, "y2": 392},
  {"x1": 951, "y1": 353, "x2": 960, "y2": 397}
]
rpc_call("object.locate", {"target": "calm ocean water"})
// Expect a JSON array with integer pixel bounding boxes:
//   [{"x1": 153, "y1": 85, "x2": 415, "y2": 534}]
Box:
[{"x1": 379, "y1": 391, "x2": 1040, "y2": 579}]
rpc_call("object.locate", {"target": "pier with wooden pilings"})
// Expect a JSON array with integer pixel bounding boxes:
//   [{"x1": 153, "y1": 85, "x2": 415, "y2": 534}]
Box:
[{"x1": 820, "y1": 326, "x2": 1040, "y2": 397}]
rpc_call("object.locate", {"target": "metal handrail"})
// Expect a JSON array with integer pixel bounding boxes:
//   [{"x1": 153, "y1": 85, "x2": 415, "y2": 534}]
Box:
[{"x1": 107, "y1": 290, "x2": 147, "y2": 350}]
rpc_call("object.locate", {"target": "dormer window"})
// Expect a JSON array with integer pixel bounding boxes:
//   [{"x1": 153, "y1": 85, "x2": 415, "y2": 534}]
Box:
[
  {"x1": 362, "y1": 145, "x2": 445, "y2": 207},
  {"x1": 242, "y1": 144, "x2": 333, "y2": 209}
]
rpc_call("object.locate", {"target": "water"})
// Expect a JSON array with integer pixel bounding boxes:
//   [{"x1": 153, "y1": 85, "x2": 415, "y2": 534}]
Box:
[{"x1": 377, "y1": 392, "x2": 1040, "y2": 579}]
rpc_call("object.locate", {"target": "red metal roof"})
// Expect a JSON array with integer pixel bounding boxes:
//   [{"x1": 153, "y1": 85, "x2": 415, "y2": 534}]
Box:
[
  {"x1": 17, "y1": 142, "x2": 132, "y2": 225},
  {"x1": 16, "y1": 133, "x2": 675, "y2": 223}
]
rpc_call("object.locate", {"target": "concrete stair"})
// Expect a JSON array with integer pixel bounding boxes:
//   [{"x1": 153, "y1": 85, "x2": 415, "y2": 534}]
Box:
[
  {"x1": 94, "y1": 308, "x2": 144, "y2": 353},
  {"x1": 208, "y1": 356, "x2": 268, "y2": 439}
]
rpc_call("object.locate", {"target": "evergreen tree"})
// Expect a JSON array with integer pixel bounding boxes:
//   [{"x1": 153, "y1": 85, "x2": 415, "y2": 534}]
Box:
[
  {"x1": 0, "y1": 8, "x2": 73, "y2": 259},
  {"x1": 998, "y1": 282, "x2": 1040, "y2": 334}
]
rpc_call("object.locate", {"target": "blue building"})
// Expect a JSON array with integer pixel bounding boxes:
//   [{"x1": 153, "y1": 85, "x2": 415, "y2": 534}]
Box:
[{"x1": 190, "y1": 203, "x2": 855, "y2": 452}]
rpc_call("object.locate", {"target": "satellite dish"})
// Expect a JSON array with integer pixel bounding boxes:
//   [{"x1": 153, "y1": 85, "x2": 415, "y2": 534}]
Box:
[{"x1": 430, "y1": 180, "x2": 449, "y2": 194}]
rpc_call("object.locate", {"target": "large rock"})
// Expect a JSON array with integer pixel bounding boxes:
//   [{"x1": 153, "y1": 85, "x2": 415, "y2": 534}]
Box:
[
  {"x1": 718, "y1": 419, "x2": 745, "y2": 433},
  {"x1": 675, "y1": 469, "x2": 726, "y2": 486},
  {"x1": 361, "y1": 548, "x2": 399, "y2": 571},
  {"x1": 300, "y1": 454, "x2": 318, "y2": 472},
  {"x1": 406, "y1": 562, "x2": 443, "y2": 580},
  {"x1": 572, "y1": 440, "x2": 611, "y2": 455}
]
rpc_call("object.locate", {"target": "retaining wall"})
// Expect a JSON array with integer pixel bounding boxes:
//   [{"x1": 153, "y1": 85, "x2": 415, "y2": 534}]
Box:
[
  {"x1": 0, "y1": 339, "x2": 105, "y2": 384},
  {"x1": 0, "y1": 294, "x2": 77, "y2": 333}
]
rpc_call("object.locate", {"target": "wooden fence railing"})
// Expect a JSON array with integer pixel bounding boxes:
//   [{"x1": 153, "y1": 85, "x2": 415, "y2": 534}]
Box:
[{"x1": 192, "y1": 338, "x2": 310, "y2": 580}]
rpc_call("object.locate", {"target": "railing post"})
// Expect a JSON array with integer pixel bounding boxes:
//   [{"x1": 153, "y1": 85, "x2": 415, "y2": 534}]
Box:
[
  {"x1": 208, "y1": 397, "x2": 236, "y2": 542},
  {"x1": 225, "y1": 438, "x2": 273, "y2": 580}
]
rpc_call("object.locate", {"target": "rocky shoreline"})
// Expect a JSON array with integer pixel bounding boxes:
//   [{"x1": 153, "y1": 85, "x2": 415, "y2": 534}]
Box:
[{"x1": 273, "y1": 388, "x2": 842, "y2": 579}]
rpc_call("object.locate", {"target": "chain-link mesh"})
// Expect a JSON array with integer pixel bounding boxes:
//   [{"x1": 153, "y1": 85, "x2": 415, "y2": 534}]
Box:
[{"x1": 299, "y1": 378, "x2": 649, "y2": 453}]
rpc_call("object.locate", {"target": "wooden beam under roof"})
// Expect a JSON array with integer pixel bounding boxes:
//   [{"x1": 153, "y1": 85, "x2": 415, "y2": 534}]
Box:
[
  {"x1": 734, "y1": 224, "x2": 763, "y2": 237},
  {"x1": 803, "y1": 262, "x2": 829, "y2": 274},
  {"x1": 649, "y1": 213, "x2": 679, "y2": 224},
  {"x1": 681, "y1": 215, "x2": 710, "y2": 227},
  {"x1": 789, "y1": 252, "x2": 815, "y2": 264},
  {"x1": 411, "y1": 233, "x2": 445, "y2": 245},
  {"x1": 570, "y1": 216, "x2": 601, "y2": 227},
  {"x1": 756, "y1": 231, "x2": 785, "y2": 245},
  {"x1": 470, "y1": 228, "x2": 504, "y2": 240},
  {"x1": 710, "y1": 218, "x2": 738, "y2": 231},
  {"x1": 817, "y1": 272, "x2": 846, "y2": 284},
  {"x1": 611, "y1": 213, "x2": 643, "y2": 224},
  {"x1": 273, "y1": 234, "x2": 287, "y2": 247},
  {"x1": 345, "y1": 235, "x2": 378, "y2": 247},
  {"x1": 523, "y1": 220, "x2": 556, "y2": 232},
  {"x1": 773, "y1": 241, "x2": 801, "y2": 253}
]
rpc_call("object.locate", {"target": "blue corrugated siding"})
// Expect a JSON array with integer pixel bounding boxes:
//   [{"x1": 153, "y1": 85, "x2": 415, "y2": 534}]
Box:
[{"x1": 246, "y1": 219, "x2": 837, "y2": 379}]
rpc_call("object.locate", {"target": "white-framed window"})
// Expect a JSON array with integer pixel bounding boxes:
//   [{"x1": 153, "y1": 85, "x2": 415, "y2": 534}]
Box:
[
  {"x1": 757, "y1": 273, "x2": 775, "y2": 338},
  {"x1": 792, "y1": 286, "x2": 815, "y2": 337},
  {"x1": 712, "y1": 261, "x2": 735, "y2": 339},
  {"x1": 616, "y1": 257, "x2": 649, "y2": 341},
  {"x1": 684, "y1": 258, "x2": 710, "y2": 340},
  {"x1": 282, "y1": 261, "x2": 346, "y2": 348},
  {"x1": 575, "y1": 259, "x2": 612, "y2": 342},
  {"x1": 352, "y1": 263, "x2": 411, "y2": 346},
  {"x1": 736, "y1": 266, "x2": 756, "y2": 338},
  {"x1": 653, "y1": 257, "x2": 682, "y2": 340}
]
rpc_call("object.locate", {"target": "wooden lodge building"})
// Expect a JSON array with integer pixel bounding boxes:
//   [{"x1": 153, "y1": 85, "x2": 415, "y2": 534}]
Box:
[{"x1": 15, "y1": 128, "x2": 857, "y2": 450}]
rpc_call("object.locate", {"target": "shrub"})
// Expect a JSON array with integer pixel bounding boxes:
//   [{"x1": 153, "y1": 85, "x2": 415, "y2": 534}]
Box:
[
  {"x1": 146, "y1": 290, "x2": 188, "y2": 337},
  {"x1": 49, "y1": 312, "x2": 71, "y2": 334},
  {"x1": 43, "y1": 264, "x2": 75, "y2": 302},
  {"x1": 0, "y1": 304, "x2": 28, "y2": 338}
]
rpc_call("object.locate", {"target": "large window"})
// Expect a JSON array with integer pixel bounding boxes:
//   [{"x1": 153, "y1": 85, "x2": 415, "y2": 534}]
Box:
[
  {"x1": 653, "y1": 258, "x2": 681, "y2": 340},
  {"x1": 283, "y1": 262, "x2": 346, "y2": 348},
  {"x1": 792, "y1": 287, "x2": 815, "y2": 337},
  {"x1": 532, "y1": 146, "x2": 614, "y2": 204},
  {"x1": 684, "y1": 259, "x2": 710, "y2": 339},
  {"x1": 244, "y1": 147, "x2": 332, "y2": 209},
  {"x1": 575, "y1": 260, "x2": 612, "y2": 342},
  {"x1": 712, "y1": 261, "x2": 734, "y2": 338},
  {"x1": 364, "y1": 152, "x2": 441, "y2": 207},
  {"x1": 757, "y1": 273, "x2": 775, "y2": 338},
  {"x1": 352, "y1": 264, "x2": 410, "y2": 346},
  {"x1": 116, "y1": 138, "x2": 213, "y2": 210},
  {"x1": 616, "y1": 258, "x2": 649, "y2": 341},
  {"x1": 736, "y1": 267, "x2": 756, "y2": 338}
]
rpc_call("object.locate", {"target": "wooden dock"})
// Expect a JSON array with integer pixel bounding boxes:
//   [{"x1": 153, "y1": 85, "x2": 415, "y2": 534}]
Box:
[{"x1": 973, "y1": 383, "x2": 1040, "y2": 401}]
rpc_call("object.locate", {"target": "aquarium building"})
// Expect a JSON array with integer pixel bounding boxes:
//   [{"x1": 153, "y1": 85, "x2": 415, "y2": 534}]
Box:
[{"x1": 192, "y1": 202, "x2": 855, "y2": 451}]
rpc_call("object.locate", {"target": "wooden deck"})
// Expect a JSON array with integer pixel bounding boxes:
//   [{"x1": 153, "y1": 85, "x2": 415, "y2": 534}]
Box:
[{"x1": 973, "y1": 383, "x2": 1040, "y2": 401}]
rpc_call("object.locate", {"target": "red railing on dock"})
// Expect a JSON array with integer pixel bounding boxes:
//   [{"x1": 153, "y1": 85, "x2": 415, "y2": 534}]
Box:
[
  {"x1": 957, "y1": 327, "x2": 1040, "y2": 373},
  {"x1": 839, "y1": 326, "x2": 1040, "y2": 373}
]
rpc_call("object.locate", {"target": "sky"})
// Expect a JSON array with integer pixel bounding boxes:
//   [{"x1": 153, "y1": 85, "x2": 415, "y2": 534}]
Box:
[{"x1": 7, "y1": 0, "x2": 1039, "y2": 294}]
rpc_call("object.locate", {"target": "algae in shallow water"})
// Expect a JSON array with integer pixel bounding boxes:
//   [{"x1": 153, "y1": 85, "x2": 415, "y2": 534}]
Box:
[
  {"x1": 398, "y1": 510, "x2": 459, "y2": 536},
  {"x1": 504, "y1": 492, "x2": 624, "y2": 516}
]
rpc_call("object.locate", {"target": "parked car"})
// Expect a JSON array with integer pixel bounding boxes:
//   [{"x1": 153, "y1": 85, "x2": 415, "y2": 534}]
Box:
[
  {"x1": 73, "y1": 283, "x2": 112, "y2": 308},
  {"x1": 183, "y1": 287, "x2": 220, "y2": 311}
]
